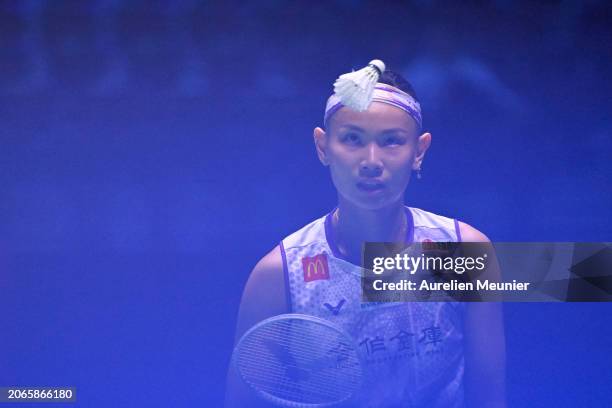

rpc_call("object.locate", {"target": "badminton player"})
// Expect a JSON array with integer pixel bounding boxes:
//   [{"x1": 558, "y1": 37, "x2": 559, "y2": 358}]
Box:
[{"x1": 226, "y1": 61, "x2": 505, "y2": 407}]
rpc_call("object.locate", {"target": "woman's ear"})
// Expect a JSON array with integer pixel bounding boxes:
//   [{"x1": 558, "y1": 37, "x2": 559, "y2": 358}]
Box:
[
  {"x1": 313, "y1": 127, "x2": 329, "y2": 166},
  {"x1": 413, "y1": 132, "x2": 432, "y2": 171}
]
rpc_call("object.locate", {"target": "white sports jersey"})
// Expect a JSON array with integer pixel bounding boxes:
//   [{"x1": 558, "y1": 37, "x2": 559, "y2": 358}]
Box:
[{"x1": 280, "y1": 207, "x2": 465, "y2": 407}]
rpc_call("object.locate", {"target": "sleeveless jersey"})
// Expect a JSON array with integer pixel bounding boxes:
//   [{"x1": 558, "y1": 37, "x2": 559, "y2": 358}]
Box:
[{"x1": 280, "y1": 207, "x2": 465, "y2": 407}]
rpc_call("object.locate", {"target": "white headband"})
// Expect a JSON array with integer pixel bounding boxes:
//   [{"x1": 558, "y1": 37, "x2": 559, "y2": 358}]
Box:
[{"x1": 324, "y1": 83, "x2": 422, "y2": 130}]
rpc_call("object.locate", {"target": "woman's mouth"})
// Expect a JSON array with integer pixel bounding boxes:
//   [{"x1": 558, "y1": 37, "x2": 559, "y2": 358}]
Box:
[{"x1": 356, "y1": 181, "x2": 385, "y2": 193}]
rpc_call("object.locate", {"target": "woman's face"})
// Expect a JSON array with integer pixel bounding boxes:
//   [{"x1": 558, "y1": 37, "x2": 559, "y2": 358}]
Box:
[{"x1": 315, "y1": 101, "x2": 430, "y2": 210}]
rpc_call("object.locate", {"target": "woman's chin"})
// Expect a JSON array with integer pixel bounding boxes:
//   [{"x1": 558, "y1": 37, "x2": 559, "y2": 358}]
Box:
[{"x1": 345, "y1": 194, "x2": 400, "y2": 211}]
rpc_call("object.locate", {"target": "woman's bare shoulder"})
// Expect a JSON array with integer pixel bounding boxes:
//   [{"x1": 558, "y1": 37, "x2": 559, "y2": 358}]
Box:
[
  {"x1": 234, "y1": 245, "x2": 288, "y2": 341},
  {"x1": 458, "y1": 221, "x2": 491, "y2": 243},
  {"x1": 252, "y1": 245, "x2": 284, "y2": 276}
]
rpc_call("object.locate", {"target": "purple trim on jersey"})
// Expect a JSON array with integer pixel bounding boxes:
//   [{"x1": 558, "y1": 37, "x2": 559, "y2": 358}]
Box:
[
  {"x1": 454, "y1": 219, "x2": 462, "y2": 242},
  {"x1": 324, "y1": 206, "x2": 415, "y2": 264},
  {"x1": 324, "y1": 209, "x2": 346, "y2": 261},
  {"x1": 279, "y1": 240, "x2": 293, "y2": 312},
  {"x1": 405, "y1": 206, "x2": 415, "y2": 244}
]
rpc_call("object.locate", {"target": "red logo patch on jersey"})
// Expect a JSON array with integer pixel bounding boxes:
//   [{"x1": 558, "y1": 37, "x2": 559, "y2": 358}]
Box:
[
  {"x1": 422, "y1": 239, "x2": 454, "y2": 256},
  {"x1": 422, "y1": 239, "x2": 436, "y2": 251},
  {"x1": 302, "y1": 253, "x2": 330, "y2": 282}
]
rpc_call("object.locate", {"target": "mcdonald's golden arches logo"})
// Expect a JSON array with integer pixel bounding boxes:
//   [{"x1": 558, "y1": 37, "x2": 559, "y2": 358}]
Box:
[{"x1": 302, "y1": 253, "x2": 330, "y2": 282}]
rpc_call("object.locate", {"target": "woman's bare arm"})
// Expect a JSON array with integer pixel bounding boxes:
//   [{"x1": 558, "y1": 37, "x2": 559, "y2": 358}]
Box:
[{"x1": 224, "y1": 246, "x2": 289, "y2": 407}]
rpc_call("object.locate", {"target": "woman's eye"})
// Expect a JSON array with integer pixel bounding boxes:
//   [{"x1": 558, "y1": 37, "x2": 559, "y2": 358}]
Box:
[
  {"x1": 341, "y1": 132, "x2": 361, "y2": 145},
  {"x1": 383, "y1": 136, "x2": 404, "y2": 146}
]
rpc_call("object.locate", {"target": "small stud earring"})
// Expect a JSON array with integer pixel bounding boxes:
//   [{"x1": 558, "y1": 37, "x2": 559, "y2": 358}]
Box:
[{"x1": 416, "y1": 167, "x2": 422, "y2": 180}]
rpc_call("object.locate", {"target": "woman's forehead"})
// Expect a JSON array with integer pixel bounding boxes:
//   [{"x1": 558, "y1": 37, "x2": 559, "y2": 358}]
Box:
[{"x1": 328, "y1": 101, "x2": 418, "y2": 134}]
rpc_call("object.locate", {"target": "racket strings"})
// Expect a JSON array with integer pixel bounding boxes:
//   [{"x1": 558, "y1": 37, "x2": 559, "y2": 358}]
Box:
[
  {"x1": 239, "y1": 335, "x2": 359, "y2": 397},
  {"x1": 236, "y1": 317, "x2": 362, "y2": 405}
]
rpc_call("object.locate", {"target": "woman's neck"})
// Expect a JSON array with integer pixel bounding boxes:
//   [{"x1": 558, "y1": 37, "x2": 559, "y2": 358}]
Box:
[{"x1": 332, "y1": 197, "x2": 407, "y2": 264}]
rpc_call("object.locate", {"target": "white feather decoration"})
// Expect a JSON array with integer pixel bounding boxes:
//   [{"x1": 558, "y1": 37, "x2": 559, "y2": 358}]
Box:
[{"x1": 333, "y1": 59, "x2": 386, "y2": 111}]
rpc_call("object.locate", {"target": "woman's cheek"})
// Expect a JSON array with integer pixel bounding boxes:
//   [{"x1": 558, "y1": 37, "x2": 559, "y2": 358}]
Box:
[
  {"x1": 389, "y1": 158, "x2": 413, "y2": 181},
  {"x1": 328, "y1": 163, "x2": 350, "y2": 192}
]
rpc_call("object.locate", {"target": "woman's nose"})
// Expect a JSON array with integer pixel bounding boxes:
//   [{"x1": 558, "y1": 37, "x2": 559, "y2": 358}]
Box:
[{"x1": 359, "y1": 144, "x2": 383, "y2": 177}]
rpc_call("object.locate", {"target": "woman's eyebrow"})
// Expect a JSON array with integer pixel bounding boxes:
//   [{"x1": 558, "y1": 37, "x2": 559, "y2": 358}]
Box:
[
  {"x1": 380, "y1": 128, "x2": 409, "y2": 135},
  {"x1": 338, "y1": 124, "x2": 364, "y2": 132}
]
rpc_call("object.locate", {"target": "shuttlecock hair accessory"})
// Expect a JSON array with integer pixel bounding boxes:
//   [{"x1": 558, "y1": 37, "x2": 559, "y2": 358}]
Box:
[
  {"x1": 324, "y1": 65, "x2": 423, "y2": 130},
  {"x1": 333, "y1": 59, "x2": 386, "y2": 112}
]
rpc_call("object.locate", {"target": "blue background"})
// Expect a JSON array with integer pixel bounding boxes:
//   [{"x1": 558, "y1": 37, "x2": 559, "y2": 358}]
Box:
[{"x1": 1, "y1": 1, "x2": 611, "y2": 406}]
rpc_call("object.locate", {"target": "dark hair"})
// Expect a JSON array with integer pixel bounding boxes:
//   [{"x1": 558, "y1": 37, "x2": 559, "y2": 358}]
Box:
[{"x1": 378, "y1": 69, "x2": 419, "y2": 102}]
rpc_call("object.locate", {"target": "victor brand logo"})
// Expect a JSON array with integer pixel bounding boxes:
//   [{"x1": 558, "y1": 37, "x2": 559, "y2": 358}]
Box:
[
  {"x1": 302, "y1": 253, "x2": 330, "y2": 282},
  {"x1": 324, "y1": 299, "x2": 346, "y2": 315}
]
